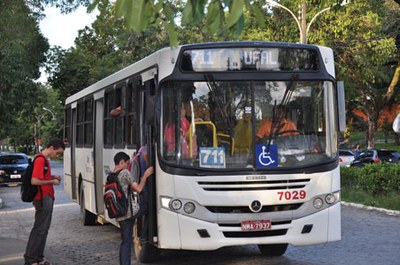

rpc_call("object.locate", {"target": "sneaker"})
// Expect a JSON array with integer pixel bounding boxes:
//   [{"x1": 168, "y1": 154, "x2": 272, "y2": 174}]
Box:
[{"x1": 38, "y1": 258, "x2": 53, "y2": 265}]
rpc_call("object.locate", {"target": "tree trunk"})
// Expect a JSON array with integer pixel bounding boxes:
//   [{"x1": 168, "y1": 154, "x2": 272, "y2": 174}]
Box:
[
  {"x1": 367, "y1": 117, "x2": 378, "y2": 148},
  {"x1": 384, "y1": 61, "x2": 400, "y2": 101}
]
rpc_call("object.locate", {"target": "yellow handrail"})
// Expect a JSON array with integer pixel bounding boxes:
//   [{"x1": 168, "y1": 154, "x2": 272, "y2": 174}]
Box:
[{"x1": 188, "y1": 121, "x2": 217, "y2": 158}]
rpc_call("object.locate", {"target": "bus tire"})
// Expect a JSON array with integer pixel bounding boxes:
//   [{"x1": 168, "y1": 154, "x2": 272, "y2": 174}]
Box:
[
  {"x1": 133, "y1": 221, "x2": 159, "y2": 263},
  {"x1": 79, "y1": 187, "x2": 96, "y2": 226},
  {"x1": 258, "y1": 244, "x2": 288, "y2": 256}
]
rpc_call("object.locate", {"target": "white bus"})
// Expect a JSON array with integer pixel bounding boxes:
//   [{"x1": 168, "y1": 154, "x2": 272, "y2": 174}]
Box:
[{"x1": 64, "y1": 41, "x2": 345, "y2": 262}]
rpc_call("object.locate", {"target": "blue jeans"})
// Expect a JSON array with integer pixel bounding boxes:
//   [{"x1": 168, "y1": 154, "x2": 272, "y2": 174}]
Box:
[
  {"x1": 24, "y1": 195, "x2": 54, "y2": 264},
  {"x1": 119, "y1": 217, "x2": 135, "y2": 265}
]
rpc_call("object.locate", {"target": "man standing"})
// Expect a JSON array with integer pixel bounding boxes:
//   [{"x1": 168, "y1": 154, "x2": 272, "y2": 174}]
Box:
[
  {"x1": 24, "y1": 138, "x2": 65, "y2": 265},
  {"x1": 113, "y1": 151, "x2": 153, "y2": 265}
]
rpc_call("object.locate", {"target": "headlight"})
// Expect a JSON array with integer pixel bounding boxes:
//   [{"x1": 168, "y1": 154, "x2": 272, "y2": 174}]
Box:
[
  {"x1": 170, "y1": 199, "x2": 182, "y2": 211},
  {"x1": 160, "y1": 196, "x2": 197, "y2": 214},
  {"x1": 161, "y1": 196, "x2": 172, "y2": 209},
  {"x1": 325, "y1": 193, "x2": 336, "y2": 204},
  {"x1": 0, "y1": 170, "x2": 5, "y2": 175},
  {"x1": 313, "y1": 197, "x2": 323, "y2": 209},
  {"x1": 184, "y1": 202, "x2": 196, "y2": 214}
]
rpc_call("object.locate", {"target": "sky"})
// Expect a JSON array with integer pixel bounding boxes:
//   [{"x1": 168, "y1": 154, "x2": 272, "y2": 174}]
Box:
[
  {"x1": 40, "y1": 6, "x2": 97, "y2": 49},
  {"x1": 38, "y1": 6, "x2": 97, "y2": 82}
]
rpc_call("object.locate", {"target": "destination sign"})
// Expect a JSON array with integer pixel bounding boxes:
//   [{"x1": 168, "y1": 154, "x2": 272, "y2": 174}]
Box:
[{"x1": 181, "y1": 47, "x2": 319, "y2": 72}]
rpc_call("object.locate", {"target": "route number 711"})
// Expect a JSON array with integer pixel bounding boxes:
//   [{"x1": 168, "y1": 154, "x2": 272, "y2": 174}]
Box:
[{"x1": 199, "y1": 147, "x2": 225, "y2": 168}]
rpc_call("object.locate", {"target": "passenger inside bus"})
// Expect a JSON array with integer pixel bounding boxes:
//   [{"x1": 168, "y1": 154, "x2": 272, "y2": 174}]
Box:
[
  {"x1": 256, "y1": 105, "x2": 298, "y2": 142},
  {"x1": 110, "y1": 105, "x2": 124, "y2": 117},
  {"x1": 164, "y1": 102, "x2": 198, "y2": 160},
  {"x1": 234, "y1": 111, "x2": 252, "y2": 155}
]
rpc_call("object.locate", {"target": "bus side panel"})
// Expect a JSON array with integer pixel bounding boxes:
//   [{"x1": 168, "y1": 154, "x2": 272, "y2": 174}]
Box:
[
  {"x1": 94, "y1": 99, "x2": 105, "y2": 215},
  {"x1": 101, "y1": 148, "x2": 131, "y2": 224},
  {"x1": 157, "y1": 209, "x2": 182, "y2": 249},
  {"x1": 63, "y1": 147, "x2": 74, "y2": 201},
  {"x1": 76, "y1": 148, "x2": 97, "y2": 215},
  {"x1": 155, "y1": 163, "x2": 183, "y2": 249},
  {"x1": 64, "y1": 106, "x2": 77, "y2": 202}
]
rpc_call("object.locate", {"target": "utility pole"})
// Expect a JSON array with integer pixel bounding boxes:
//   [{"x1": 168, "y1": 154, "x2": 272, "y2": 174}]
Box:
[
  {"x1": 300, "y1": 1, "x2": 307, "y2": 44},
  {"x1": 265, "y1": 0, "x2": 350, "y2": 44}
]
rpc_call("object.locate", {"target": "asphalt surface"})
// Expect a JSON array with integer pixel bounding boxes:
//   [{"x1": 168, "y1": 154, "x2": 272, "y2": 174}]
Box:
[
  {"x1": 1, "y1": 160, "x2": 400, "y2": 265},
  {"x1": 0, "y1": 160, "x2": 66, "y2": 265}
]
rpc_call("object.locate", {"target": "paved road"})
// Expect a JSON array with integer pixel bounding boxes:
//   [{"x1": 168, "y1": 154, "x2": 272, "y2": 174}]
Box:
[{"x1": 1, "y1": 161, "x2": 400, "y2": 264}]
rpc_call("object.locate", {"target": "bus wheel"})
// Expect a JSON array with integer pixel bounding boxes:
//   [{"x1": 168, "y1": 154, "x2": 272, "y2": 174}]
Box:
[
  {"x1": 79, "y1": 187, "x2": 96, "y2": 226},
  {"x1": 258, "y1": 244, "x2": 288, "y2": 256},
  {"x1": 133, "y1": 221, "x2": 159, "y2": 263}
]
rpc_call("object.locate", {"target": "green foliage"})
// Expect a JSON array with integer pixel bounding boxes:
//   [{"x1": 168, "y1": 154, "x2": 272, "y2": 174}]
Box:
[
  {"x1": 341, "y1": 163, "x2": 400, "y2": 210},
  {"x1": 48, "y1": 4, "x2": 171, "y2": 103},
  {"x1": 340, "y1": 166, "x2": 360, "y2": 189},
  {"x1": 341, "y1": 163, "x2": 400, "y2": 195},
  {"x1": 0, "y1": 0, "x2": 49, "y2": 145}
]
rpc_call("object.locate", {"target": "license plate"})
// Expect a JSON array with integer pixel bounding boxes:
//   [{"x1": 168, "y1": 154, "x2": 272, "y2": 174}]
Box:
[
  {"x1": 10, "y1": 174, "x2": 21, "y2": 179},
  {"x1": 241, "y1": 220, "x2": 272, "y2": 231}
]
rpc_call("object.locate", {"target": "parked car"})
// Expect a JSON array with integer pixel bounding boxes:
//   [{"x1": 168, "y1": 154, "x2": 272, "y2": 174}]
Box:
[
  {"x1": 339, "y1": 149, "x2": 355, "y2": 167},
  {"x1": 0, "y1": 153, "x2": 30, "y2": 185},
  {"x1": 350, "y1": 149, "x2": 400, "y2": 167}
]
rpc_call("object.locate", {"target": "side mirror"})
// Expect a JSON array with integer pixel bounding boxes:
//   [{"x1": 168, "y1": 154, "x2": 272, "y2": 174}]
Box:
[
  {"x1": 393, "y1": 113, "x2": 400, "y2": 133},
  {"x1": 337, "y1": 81, "x2": 346, "y2": 132}
]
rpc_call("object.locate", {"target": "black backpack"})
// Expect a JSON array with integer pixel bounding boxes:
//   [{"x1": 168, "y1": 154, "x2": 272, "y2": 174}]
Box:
[
  {"x1": 20, "y1": 154, "x2": 47, "y2": 203},
  {"x1": 104, "y1": 170, "x2": 129, "y2": 218}
]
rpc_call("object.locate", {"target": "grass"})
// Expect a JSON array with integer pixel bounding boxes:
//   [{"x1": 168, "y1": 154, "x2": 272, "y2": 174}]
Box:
[
  {"x1": 342, "y1": 131, "x2": 400, "y2": 152},
  {"x1": 341, "y1": 188, "x2": 400, "y2": 211}
]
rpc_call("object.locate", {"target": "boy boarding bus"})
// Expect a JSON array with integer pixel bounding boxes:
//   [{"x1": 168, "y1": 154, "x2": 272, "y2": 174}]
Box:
[{"x1": 64, "y1": 41, "x2": 345, "y2": 262}]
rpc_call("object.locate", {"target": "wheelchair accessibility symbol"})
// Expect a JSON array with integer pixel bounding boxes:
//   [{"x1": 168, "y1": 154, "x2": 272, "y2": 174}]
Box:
[{"x1": 256, "y1": 144, "x2": 278, "y2": 168}]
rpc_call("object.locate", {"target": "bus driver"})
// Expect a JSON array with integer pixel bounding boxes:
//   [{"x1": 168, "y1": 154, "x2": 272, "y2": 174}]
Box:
[{"x1": 256, "y1": 105, "x2": 297, "y2": 142}]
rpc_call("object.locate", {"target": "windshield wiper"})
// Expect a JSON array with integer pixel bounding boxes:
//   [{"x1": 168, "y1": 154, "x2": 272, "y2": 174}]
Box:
[
  {"x1": 204, "y1": 73, "x2": 235, "y2": 135},
  {"x1": 265, "y1": 74, "x2": 299, "y2": 152}
]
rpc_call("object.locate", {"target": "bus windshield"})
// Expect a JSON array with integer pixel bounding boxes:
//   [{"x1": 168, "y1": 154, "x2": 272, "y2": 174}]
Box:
[{"x1": 161, "y1": 80, "x2": 337, "y2": 169}]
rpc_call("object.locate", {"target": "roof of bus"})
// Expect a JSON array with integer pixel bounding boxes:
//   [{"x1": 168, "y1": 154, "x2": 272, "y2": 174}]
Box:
[{"x1": 65, "y1": 41, "x2": 330, "y2": 105}]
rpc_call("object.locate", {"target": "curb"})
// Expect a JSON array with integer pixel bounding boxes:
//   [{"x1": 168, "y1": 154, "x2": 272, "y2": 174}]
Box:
[{"x1": 342, "y1": 201, "x2": 400, "y2": 216}]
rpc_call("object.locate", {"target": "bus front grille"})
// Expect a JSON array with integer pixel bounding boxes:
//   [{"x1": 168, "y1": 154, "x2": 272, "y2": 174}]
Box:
[
  {"x1": 198, "y1": 178, "x2": 310, "y2": 191},
  {"x1": 205, "y1": 203, "x2": 302, "y2": 213},
  {"x1": 223, "y1": 229, "x2": 288, "y2": 238},
  {"x1": 219, "y1": 220, "x2": 292, "y2": 227}
]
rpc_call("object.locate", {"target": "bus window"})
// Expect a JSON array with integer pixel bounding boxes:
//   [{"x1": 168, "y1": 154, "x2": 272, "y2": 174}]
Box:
[
  {"x1": 76, "y1": 100, "x2": 84, "y2": 147},
  {"x1": 161, "y1": 80, "x2": 334, "y2": 169},
  {"x1": 114, "y1": 85, "x2": 126, "y2": 147},
  {"x1": 161, "y1": 81, "x2": 250, "y2": 167},
  {"x1": 64, "y1": 106, "x2": 71, "y2": 147},
  {"x1": 84, "y1": 98, "x2": 93, "y2": 147},
  {"x1": 104, "y1": 88, "x2": 114, "y2": 147},
  {"x1": 126, "y1": 78, "x2": 141, "y2": 148}
]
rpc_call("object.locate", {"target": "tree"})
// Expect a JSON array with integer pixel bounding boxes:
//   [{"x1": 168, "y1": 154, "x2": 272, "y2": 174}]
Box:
[
  {"x1": 0, "y1": 0, "x2": 49, "y2": 147},
  {"x1": 44, "y1": 0, "x2": 400, "y2": 149},
  {"x1": 48, "y1": 4, "x2": 171, "y2": 103},
  {"x1": 323, "y1": 0, "x2": 399, "y2": 148}
]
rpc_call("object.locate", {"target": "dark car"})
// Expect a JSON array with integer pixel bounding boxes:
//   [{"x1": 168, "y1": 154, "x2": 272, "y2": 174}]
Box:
[
  {"x1": 350, "y1": 149, "x2": 400, "y2": 167},
  {"x1": 0, "y1": 153, "x2": 30, "y2": 185}
]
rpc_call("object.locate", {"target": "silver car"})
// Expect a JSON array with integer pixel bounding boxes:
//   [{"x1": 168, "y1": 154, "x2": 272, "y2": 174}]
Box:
[{"x1": 339, "y1": 150, "x2": 354, "y2": 167}]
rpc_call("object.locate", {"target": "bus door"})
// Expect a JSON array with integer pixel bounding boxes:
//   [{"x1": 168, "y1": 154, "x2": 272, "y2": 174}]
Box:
[
  {"x1": 140, "y1": 71, "x2": 158, "y2": 246},
  {"x1": 69, "y1": 103, "x2": 78, "y2": 201},
  {"x1": 94, "y1": 95, "x2": 104, "y2": 214}
]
